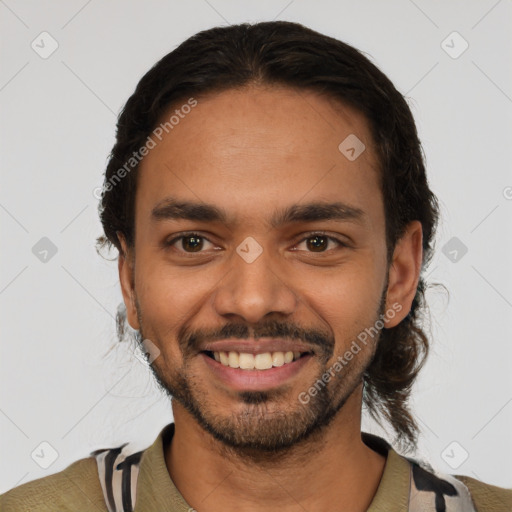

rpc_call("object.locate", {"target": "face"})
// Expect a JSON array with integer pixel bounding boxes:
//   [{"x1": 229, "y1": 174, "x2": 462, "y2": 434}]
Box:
[{"x1": 119, "y1": 85, "x2": 419, "y2": 453}]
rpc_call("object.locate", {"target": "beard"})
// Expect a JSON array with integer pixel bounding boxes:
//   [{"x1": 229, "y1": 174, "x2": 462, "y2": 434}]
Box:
[{"x1": 134, "y1": 289, "x2": 387, "y2": 456}]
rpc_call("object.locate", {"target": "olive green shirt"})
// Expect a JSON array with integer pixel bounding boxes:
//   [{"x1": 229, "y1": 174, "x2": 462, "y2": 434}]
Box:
[{"x1": 1, "y1": 423, "x2": 510, "y2": 511}]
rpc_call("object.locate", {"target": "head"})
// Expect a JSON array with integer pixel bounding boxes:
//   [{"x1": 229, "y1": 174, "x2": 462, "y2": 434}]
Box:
[{"x1": 97, "y1": 21, "x2": 439, "y2": 455}]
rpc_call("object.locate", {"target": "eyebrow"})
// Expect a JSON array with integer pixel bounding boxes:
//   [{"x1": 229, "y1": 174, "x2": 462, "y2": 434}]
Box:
[{"x1": 151, "y1": 197, "x2": 366, "y2": 228}]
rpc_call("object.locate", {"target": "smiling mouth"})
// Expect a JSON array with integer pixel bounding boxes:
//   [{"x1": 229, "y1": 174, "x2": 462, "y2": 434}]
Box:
[{"x1": 203, "y1": 350, "x2": 311, "y2": 370}]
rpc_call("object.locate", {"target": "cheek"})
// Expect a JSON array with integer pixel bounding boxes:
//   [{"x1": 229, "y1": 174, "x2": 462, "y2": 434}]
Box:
[
  {"x1": 136, "y1": 250, "x2": 206, "y2": 308},
  {"x1": 133, "y1": 254, "x2": 223, "y2": 347},
  {"x1": 302, "y1": 259, "x2": 385, "y2": 349}
]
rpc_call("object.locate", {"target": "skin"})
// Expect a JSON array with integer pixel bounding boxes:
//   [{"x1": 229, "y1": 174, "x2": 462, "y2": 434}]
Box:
[{"x1": 118, "y1": 84, "x2": 423, "y2": 512}]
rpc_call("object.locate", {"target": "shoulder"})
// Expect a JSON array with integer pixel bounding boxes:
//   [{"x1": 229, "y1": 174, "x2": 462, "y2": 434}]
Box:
[
  {"x1": 0, "y1": 425, "x2": 169, "y2": 512},
  {"x1": 405, "y1": 453, "x2": 512, "y2": 512},
  {"x1": 454, "y1": 474, "x2": 512, "y2": 512},
  {"x1": 0, "y1": 456, "x2": 107, "y2": 512}
]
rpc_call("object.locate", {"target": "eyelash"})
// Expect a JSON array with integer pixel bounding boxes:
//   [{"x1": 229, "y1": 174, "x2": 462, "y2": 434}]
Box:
[{"x1": 164, "y1": 231, "x2": 348, "y2": 254}]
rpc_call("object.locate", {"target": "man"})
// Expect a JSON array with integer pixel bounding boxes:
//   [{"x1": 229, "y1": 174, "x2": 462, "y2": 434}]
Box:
[{"x1": 1, "y1": 21, "x2": 510, "y2": 512}]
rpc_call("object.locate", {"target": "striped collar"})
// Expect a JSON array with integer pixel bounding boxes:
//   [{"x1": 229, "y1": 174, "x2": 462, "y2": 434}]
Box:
[{"x1": 93, "y1": 423, "x2": 476, "y2": 512}]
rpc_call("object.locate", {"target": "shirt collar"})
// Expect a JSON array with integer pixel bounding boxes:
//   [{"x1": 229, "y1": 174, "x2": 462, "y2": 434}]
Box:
[
  {"x1": 135, "y1": 423, "x2": 411, "y2": 511},
  {"x1": 363, "y1": 432, "x2": 411, "y2": 511}
]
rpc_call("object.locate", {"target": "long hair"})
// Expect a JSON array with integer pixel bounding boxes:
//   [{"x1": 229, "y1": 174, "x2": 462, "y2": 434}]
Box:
[{"x1": 96, "y1": 21, "x2": 440, "y2": 453}]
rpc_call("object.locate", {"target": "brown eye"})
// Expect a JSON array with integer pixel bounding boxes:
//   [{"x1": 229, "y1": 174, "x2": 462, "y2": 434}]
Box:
[
  {"x1": 165, "y1": 233, "x2": 215, "y2": 253},
  {"x1": 306, "y1": 235, "x2": 329, "y2": 252},
  {"x1": 294, "y1": 233, "x2": 346, "y2": 253},
  {"x1": 181, "y1": 235, "x2": 204, "y2": 252}
]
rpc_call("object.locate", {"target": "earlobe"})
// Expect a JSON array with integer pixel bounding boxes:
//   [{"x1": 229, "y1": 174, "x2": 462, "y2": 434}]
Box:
[
  {"x1": 384, "y1": 221, "x2": 423, "y2": 329},
  {"x1": 117, "y1": 232, "x2": 140, "y2": 331}
]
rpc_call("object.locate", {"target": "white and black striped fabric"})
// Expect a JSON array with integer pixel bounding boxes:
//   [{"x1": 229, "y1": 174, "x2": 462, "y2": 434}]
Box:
[
  {"x1": 91, "y1": 443, "x2": 144, "y2": 512},
  {"x1": 408, "y1": 461, "x2": 477, "y2": 512}
]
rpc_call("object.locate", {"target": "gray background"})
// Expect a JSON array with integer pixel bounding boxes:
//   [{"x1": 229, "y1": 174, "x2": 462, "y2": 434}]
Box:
[{"x1": 1, "y1": 0, "x2": 511, "y2": 493}]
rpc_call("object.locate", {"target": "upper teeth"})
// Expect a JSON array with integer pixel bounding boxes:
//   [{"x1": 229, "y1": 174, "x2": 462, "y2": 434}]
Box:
[{"x1": 213, "y1": 351, "x2": 302, "y2": 370}]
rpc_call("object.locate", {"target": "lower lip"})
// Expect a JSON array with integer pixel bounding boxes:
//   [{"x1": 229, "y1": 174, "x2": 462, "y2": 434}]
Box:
[{"x1": 201, "y1": 353, "x2": 313, "y2": 391}]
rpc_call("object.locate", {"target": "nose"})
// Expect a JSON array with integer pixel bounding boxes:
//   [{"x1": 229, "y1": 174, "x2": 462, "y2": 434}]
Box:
[{"x1": 212, "y1": 244, "x2": 298, "y2": 324}]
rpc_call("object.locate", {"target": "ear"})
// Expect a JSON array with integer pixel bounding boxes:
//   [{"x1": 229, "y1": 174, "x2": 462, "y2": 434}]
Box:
[
  {"x1": 117, "y1": 231, "x2": 140, "y2": 331},
  {"x1": 384, "y1": 221, "x2": 423, "y2": 328}
]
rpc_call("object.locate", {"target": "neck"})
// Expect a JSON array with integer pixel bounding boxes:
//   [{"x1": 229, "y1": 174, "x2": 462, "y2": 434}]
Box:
[{"x1": 164, "y1": 385, "x2": 386, "y2": 512}]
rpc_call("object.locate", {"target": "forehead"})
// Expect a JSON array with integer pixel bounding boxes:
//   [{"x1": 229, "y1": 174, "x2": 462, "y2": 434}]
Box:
[{"x1": 136, "y1": 85, "x2": 382, "y2": 227}]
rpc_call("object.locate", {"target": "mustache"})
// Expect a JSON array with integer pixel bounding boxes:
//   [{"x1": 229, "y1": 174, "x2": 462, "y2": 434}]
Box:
[{"x1": 178, "y1": 319, "x2": 335, "y2": 359}]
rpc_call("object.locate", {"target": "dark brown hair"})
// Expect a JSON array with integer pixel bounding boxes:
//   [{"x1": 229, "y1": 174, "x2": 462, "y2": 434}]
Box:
[{"x1": 96, "y1": 21, "x2": 439, "y2": 453}]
